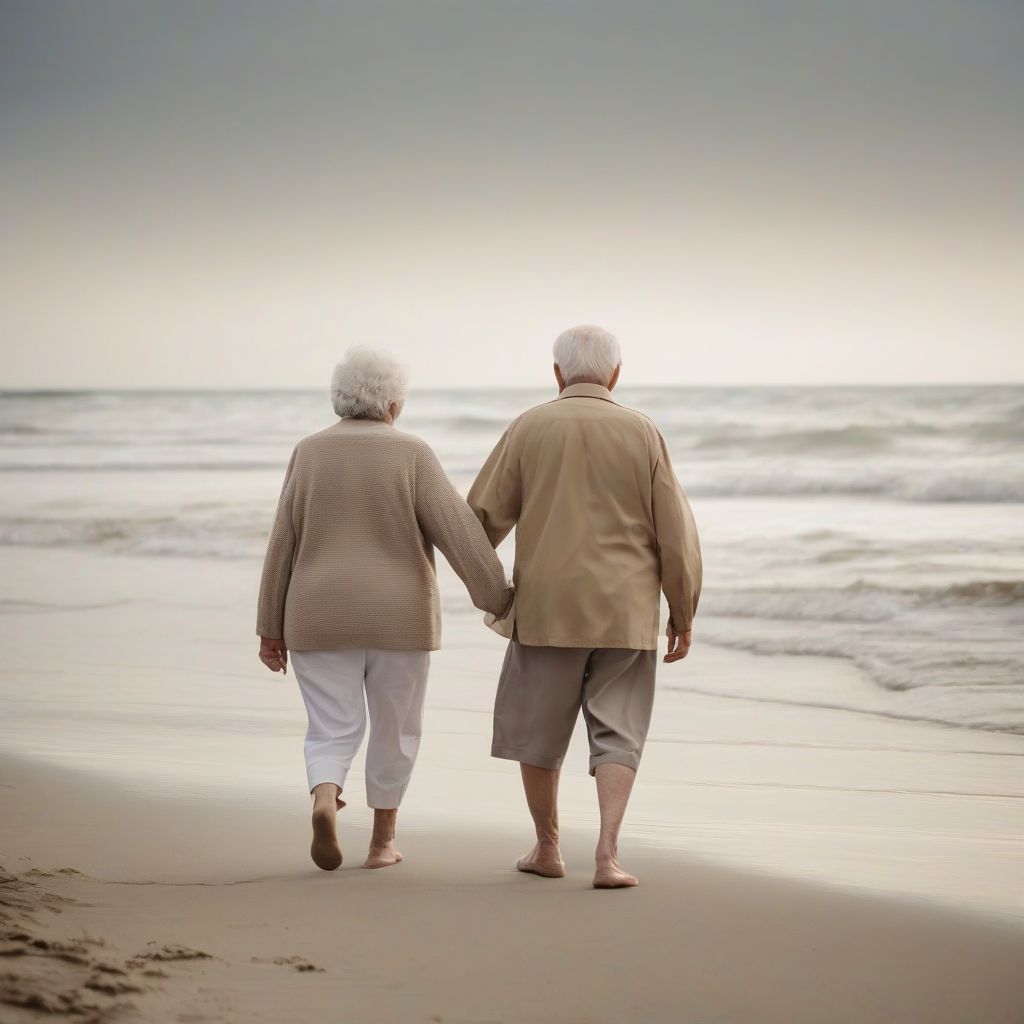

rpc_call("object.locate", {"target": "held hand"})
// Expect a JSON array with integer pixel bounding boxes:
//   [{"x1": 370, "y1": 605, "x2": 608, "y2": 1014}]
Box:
[
  {"x1": 664, "y1": 622, "x2": 692, "y2": 663},
  {"x1": 259, "y1": 636, "x2": 288, "y2": 674}
]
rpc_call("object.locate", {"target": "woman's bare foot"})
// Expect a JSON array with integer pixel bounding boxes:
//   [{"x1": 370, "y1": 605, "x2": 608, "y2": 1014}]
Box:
[
  {"x1": 310, "y1": 783, "x2": 344, "y2": 871},
  {"x1": 593, "y1": 849, "x2": 638, "y2": 889},
  {"x1": 363, "y1": 807, "x2": 403, "y2": 869},
  {"x1": 364, "y1": 844, "x2": 404, "y2": 869},
  {"x1": 516, "y1": 840, "x2": 566, "y2": 878}
]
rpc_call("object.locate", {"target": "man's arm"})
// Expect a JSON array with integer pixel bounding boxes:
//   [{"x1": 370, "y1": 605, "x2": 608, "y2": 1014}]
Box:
[
  {"x1": 650, "y1": 430, "x2": 702, "y2": 662},
  {"x1": 256, "y1": 445, "x2": 299, "y2": 649},
  {"x1": 467, "y1": 423, "x2": 522, "y2": 547}
]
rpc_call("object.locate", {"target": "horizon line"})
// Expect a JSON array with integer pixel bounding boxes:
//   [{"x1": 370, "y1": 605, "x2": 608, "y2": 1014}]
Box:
[{"x1": 1, "y1": 381, "x2": 1021, "y2": 395}]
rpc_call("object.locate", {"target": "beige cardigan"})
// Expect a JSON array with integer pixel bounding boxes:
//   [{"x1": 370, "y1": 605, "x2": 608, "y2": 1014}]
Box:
[
  {"x1": 257, "y1": 418, "x2": 513, "y2": 651},
  {"x1": 467, "y1": 383, "x2": 702, "y2": 650}
]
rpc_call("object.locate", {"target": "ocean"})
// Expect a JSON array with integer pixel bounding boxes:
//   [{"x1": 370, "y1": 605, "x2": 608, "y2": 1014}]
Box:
[{"x1": 2, "y1": 384, "x2": 1022, "y2": 736}]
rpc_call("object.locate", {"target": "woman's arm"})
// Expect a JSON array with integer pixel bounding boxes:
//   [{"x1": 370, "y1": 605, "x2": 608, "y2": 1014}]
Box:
[
  {"x1": 414, "y1": 444, "x2": 513, "y2": 618},
  {"x1": 256, "y1": 445, "x2": 299, "y2": 644}
]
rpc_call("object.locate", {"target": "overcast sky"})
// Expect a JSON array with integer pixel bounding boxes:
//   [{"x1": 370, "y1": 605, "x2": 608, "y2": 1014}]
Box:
[{"x1": 2, "y1": 1, "x2": 1022, "y2": 388}]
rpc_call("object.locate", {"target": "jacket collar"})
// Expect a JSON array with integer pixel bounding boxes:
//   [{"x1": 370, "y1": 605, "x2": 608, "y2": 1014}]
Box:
[{"x1": 556, "y1": 382, "x2": 618, "y2": 404}]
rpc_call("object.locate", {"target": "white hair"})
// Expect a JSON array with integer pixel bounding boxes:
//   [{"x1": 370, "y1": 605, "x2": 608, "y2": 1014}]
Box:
[
  {"x1": 331, "y1": 346, "x2": 408, "y2": 421},
  {"x1": 552, "y1": 325, "x2": 621, "y2": 385}
]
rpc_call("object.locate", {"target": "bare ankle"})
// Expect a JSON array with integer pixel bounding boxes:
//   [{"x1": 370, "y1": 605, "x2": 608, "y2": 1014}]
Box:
[{"x1": 370, "y1": 809, "x2": 398, "y2": 850}]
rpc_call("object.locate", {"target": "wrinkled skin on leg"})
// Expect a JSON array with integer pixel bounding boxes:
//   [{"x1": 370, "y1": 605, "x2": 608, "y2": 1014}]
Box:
[
  {"x1": 593, "y1": 762, "x2": 639, "y2": 888},
  {"x1": 364, "y1": 808, "x2": 404, "y2": 869},
  {"x1": 515, "y1": 763, "x2": 566, "y2": 878}
]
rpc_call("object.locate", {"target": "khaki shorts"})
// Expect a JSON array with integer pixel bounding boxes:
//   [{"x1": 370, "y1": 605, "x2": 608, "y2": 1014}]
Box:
[{"x1": 491, "y1": 639, "x2": 657, "y2": 775}]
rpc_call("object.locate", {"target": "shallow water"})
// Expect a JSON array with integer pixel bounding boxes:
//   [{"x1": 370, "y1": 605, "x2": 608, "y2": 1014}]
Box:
[{"x1": 2, "y1": 386, "x2": 1022, "y2": 731}]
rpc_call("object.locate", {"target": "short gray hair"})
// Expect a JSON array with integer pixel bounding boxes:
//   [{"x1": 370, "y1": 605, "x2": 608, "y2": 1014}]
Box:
[
  {"x1": 552, "y1": 325, "x2": 621, "y2": 384},
  {"x1": 331, "y1": 346, "x2": 408, "y2": 421}
]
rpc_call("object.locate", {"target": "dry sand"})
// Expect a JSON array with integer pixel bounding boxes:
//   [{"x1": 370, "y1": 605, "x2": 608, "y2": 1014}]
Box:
[{"x1": 2, "y1": 752, "x2": 1023, "y2": 1024}]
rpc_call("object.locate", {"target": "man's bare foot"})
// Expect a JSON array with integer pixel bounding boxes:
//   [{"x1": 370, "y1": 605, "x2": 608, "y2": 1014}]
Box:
[
  {"x1": 516, "y1": 840, "x2": 566, "y2": 878},
  {"x1": 363, "y1": 844, "x2": 404, "y2": 869},
  {"x1": 310, "y1": 785, "x2": 344, "y2": 871},
  {"x1": 593, "y1": 853, "x2": 638, "y2": 889}
]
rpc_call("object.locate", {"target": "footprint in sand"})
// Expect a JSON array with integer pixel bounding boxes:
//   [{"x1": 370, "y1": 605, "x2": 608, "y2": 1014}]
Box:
[
  {"x1": 251, "y1": 954, "x2": 325, "y2": 973},
  {"x1": 126, "y1": 943, "x2": 214, "y2": 966},
  {"x1": 0, "y1": 866, "x2": 216, "y2": 1022}
]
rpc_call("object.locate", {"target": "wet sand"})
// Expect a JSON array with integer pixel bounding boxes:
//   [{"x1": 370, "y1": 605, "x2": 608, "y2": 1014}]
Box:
[
  {"x1": 2, "y1": 545, "x2": 1024, "y2": 1020},
  {"x1": 3, "y1": 752, "x2": 1023, "y2": 1023},
  {"x1": 2, "y1": 546, "x2": 1022, "y2": 917}
]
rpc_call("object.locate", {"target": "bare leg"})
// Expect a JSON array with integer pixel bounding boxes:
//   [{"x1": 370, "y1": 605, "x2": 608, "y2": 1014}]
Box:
[
  {"x1": 593, "y1": 763, "x2": 639, "y2": 888},
  {"x1": 310, "y1": 782, "x2": 345, "y2": 871},
  {"x1": 515, "y1": 763, "x2": 566, "y2": 878},
  {"x1": 363, "y1": 808, "x2": 404, "y2": 869}
]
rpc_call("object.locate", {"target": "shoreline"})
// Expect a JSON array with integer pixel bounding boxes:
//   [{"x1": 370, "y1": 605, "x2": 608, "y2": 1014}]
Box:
[
  {"x1": 2, "y1": 750, "x2": 1023, "y2": 1023},
  {"x1": 2, "y1": 544, "x2": 1022, "y2": 920}
]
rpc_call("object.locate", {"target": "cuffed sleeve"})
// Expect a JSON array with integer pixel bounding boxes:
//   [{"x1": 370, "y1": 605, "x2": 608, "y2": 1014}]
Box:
[
  {"x1": 256, "y1": 445, "x2": 299, "y2": 639},
  {"x1": 414, "y1": 444, "x2": 514, "y2": 618},
  {"x1": 651, "y1": 431, "x2": 702, "y2": 630},
  {"x1": 467, "y1": 424, "x2": 522, "y2": 547}
]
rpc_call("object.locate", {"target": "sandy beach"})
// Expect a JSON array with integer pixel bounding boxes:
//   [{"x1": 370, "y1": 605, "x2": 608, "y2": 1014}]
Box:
[
  {"x1": 4, "y1": 0, "x2": 1024, "y2": 1016},
  {"x1": 2, "y1": 544, "x2": 1024, "y2": 1021},
  {"x1": 3, "y1": 545, "x2": 1022, "y2": 913},
  {"x1": 3, "y1": 751, "x2": 1024, "y2": 1024}
]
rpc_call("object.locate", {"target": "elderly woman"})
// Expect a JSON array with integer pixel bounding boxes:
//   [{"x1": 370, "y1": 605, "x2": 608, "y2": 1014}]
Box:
[{"x1": 256, "y1": 347, "x2": 512, "y2": 871}]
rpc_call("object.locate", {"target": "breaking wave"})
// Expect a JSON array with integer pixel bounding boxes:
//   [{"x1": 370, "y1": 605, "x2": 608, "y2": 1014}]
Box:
[{"x1": 703, "y1": 581, "x2": 1024, "y2": 623}]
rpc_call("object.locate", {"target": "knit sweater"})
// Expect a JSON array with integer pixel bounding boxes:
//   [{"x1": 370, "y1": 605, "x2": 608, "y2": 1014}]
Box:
[{"x1": 256, "y1": 418, "x2": 514, "y2": 651}]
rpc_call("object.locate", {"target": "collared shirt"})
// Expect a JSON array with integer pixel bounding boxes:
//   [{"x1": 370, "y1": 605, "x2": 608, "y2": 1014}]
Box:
[{"x1": 467, "y1": 382, "x2": 702, "y2": 650}]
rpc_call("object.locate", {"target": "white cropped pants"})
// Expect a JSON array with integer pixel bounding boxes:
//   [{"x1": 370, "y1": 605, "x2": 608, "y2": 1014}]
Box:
[{"x1": 290, "y1": 648, "x2": 431, "y2": 809}]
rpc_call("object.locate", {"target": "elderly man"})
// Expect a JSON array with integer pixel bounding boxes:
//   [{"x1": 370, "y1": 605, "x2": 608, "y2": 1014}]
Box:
[{"x1": 468, "y1": 325, "x2": 702, "y2": 888}]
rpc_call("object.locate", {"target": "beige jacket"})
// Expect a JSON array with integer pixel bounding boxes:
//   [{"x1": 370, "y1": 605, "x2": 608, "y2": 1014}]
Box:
[
  {"x1": 467, "y1": 383, "x2": 702, "y2": 650},
  {"x1": 257, "y1": 418, "x2": 513, "y2": 651}
]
